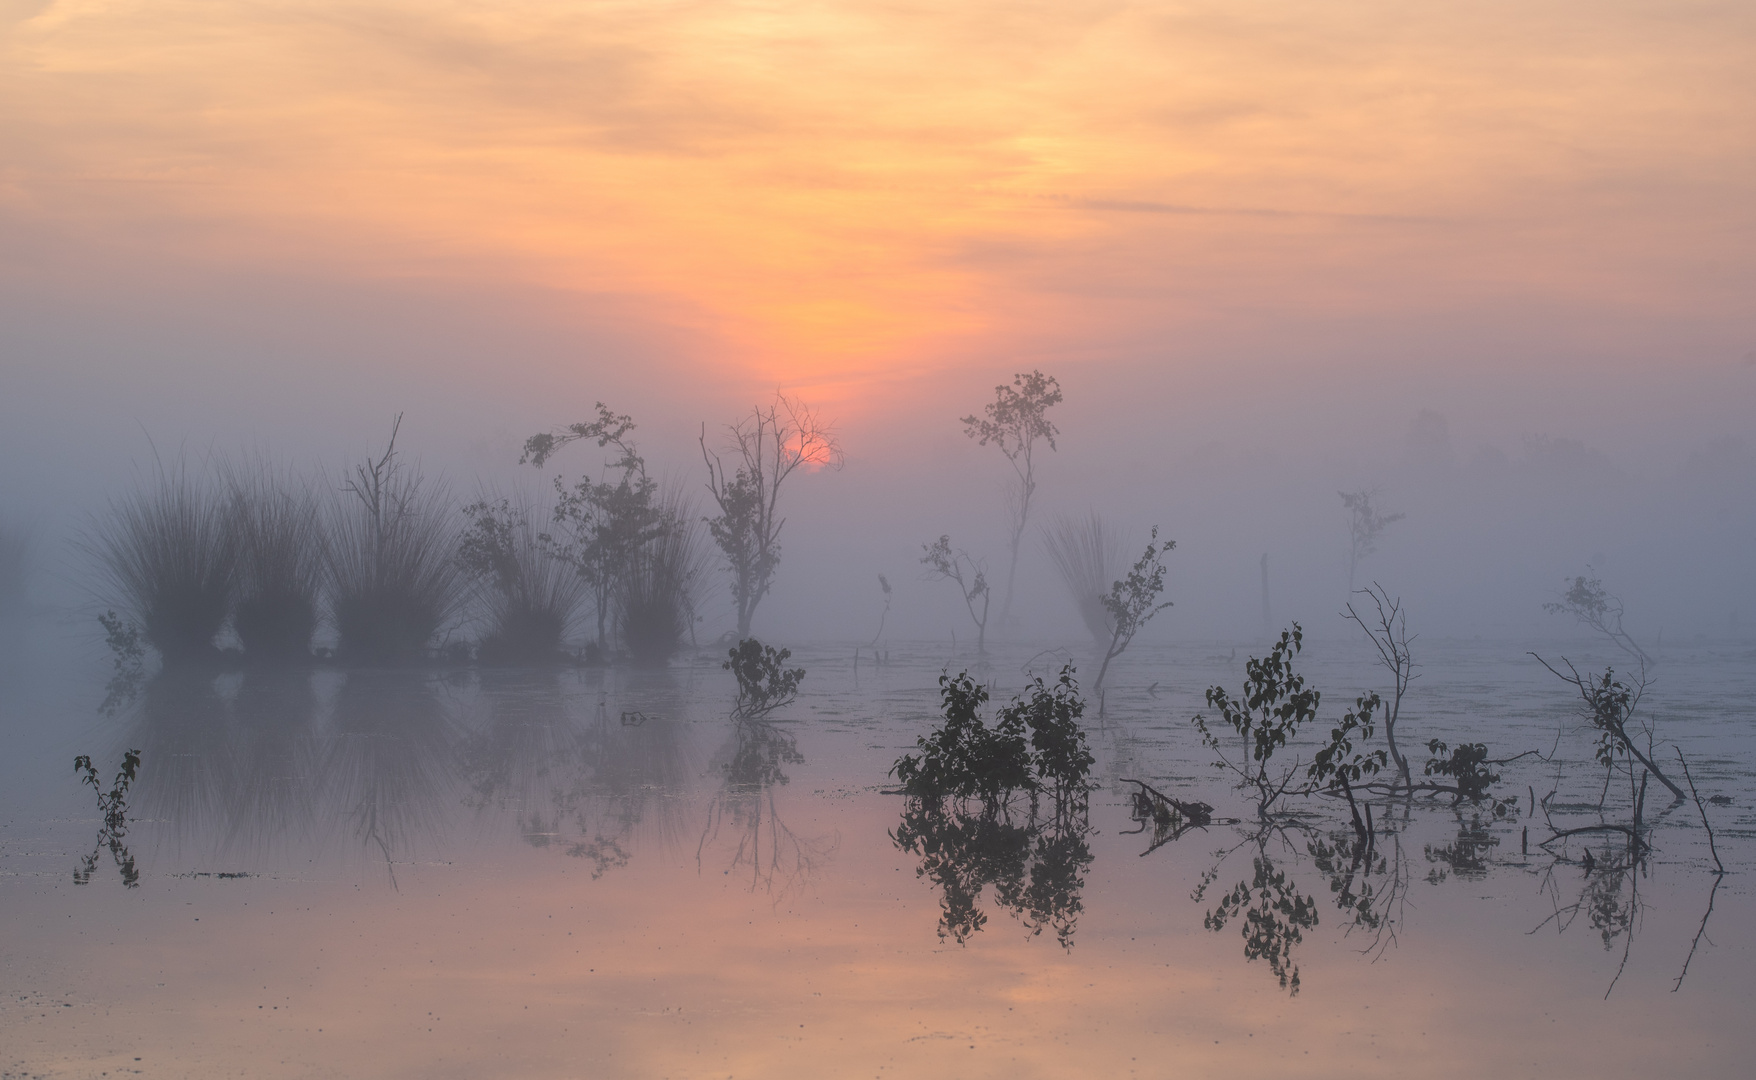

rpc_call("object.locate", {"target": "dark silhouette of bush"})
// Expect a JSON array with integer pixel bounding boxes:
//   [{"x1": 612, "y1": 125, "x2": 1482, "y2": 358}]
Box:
[
  {"x1": 327, "y1": 419, "x2": 462, "y2": 665},
  {"x1": 226, "y1": 463, "x2": 323, "y2": 663},
  {"x1": 458, "y1": 497, "x2": 586, "y2": 665},
  {"x1": 87, "y1": 466, "x2": 235, "y2": 666},
  {"x1": 619, "y1": 493, "x2": 710, "y2": 666}
]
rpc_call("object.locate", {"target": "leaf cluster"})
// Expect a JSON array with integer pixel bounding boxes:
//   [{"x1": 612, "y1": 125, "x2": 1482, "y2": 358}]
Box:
[
  {"x1": 892, "y1": 664, "x2": 1095, "y2": 812},
  {"x1": 1424, "y1": 740, "x2": 1515, "y2": 814},
  {"x1": 74, "y1": 748, "x2": 141, "y2": 833},
  {"x1": 724, "y1": 637, "x2": 805, "y2": 720}
]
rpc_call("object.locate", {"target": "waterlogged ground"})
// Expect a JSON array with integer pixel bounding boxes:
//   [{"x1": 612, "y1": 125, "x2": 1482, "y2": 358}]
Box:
[{"x1": 3, "y1": 613, "x2": 1755, "y2": 1079}]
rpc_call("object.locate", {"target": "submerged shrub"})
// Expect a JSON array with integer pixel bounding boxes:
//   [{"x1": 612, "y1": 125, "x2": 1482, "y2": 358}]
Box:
[
  {"x1": 458, "y1": 497, "x2": 586, "y2": 664},
  {"x1": 724, "y1": 638, "x2": 805, "y2": 719},
  {"x1": 87, "y1": 467, "x2": 235, "y2": 666},
  {"x1": 327, "y1": 422, "x2": 462, "y2": 665},
  {"x1": 226, "y1": 463, "x2": 323, "y2": 663},
  {"x1": 893, "y1": 664, "x2": 1094, "y2": 812}
]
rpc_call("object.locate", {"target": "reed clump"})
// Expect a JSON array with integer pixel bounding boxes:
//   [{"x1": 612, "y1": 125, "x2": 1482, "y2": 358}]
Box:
[
  {"x1": 618, "y1": 491, "x2": 710, "y2": 667},
  {"x1": 459, "y1": 496, "x2": 587, "y2": 664},
  {"x1": 88, "y1": 466, "x2": 236, "y2": 666},
  {"x1": 226, "y1": 463, "x2": 324, "y2": 664},
  {"x1": 1041, "y1": 512, "x2": 1123, "y2": 650}
]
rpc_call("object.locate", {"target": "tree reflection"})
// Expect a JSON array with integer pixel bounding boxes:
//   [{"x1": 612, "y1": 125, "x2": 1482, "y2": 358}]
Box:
[
  {"x1": 1195, "y1": 846, "x2": 1319, "y2": 993},
  {"x1": 891, "y1": 800, "x2": 1093, "y2": 948},
  {"x1": 1423, "y1": 812, "x2": 1500, "y2": 884},
  {"x1": 325, "y1": 670, "x2": 457, "y2": 877},
  {"x1": 700, "y1": 718, "x2": 835, "y2": 897}
]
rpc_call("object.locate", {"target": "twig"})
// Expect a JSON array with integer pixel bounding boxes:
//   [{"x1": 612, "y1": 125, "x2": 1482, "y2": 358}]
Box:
[
  {"x1": 1672, "y1": 873, "x2": 1722, "y2": 993},
  {"x1": 1675, "y1": 748, "x2": 1725, "y2": 875}
]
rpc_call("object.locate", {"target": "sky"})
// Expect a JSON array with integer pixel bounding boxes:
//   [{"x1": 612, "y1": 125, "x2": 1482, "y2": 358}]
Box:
[{"x1": 2, "y1": 0, "x2": 1753, "y2": 642}]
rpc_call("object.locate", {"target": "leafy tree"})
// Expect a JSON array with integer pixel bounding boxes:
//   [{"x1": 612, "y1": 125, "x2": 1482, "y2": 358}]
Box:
[
  {"x1": 1543, "y1": 571, "x2": 1652, "y2": 666},
  {"x1": 962, "y1": 371, "x2": 1062, "y2": 629},
  {"x1": 1193, "y1": 626, "x2": 1322, "y2": 818},
  {"x1": 523, "y1": 403, "x2": 669, "y2": 650},
  {"x1": 1339, "y1": 489, "x2": 1404, "y2": 593},
  {"x1": 1092, "y1": 528, "x2": 1174, "y2": 703},
  {"x1": 892, "y1": 664, "x2": 1095, "y2": 814},
  {"x1": 700, "y1": 395, "x2": 842, "y2": 637},
  {"x1": 1530, "y1": 654, "x2": 1684, "y2": 804},
  {"x1": 920, "y1": 535, "x2": 990, "y2": 653}
]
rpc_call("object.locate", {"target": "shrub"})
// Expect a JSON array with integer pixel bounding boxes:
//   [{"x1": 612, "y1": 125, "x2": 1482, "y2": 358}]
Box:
[
  {"x1": 226, "y1": 463, "x2": 323, "y2": 663},
  {"x1": 458, "y1": 497, "x2": 587, "y2": 664},
  {"x1": 87, "y1": 466, "x2": 235, "y2": 666},
  {"x1": 1041, "y1": 512, "x2": 1122, "y2": 649},
  {"x1": 620, "y1": 492, "x2": 710, "y2": 666},
  {"x1": 893, "y1": 664, "x2": 1095, "y2": 812},
  {"x1": 327, "y1": 422, "x2": 462, "y2": 665},
  {"x1": 724, "y1": 638, "x2": 804, "y2": 719}
]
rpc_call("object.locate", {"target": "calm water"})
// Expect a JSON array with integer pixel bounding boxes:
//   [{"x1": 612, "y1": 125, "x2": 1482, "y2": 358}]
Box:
[{"x1": 4, "y1": 612, "x2": 1753, "y2": 1078}]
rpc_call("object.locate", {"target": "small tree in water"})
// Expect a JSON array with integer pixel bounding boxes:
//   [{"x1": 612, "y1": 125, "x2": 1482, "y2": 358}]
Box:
[
  {"x1": 724, "y1": 638, "x2": 805, "y2": 721},
  {"x1": 920, "y1": 535, "x2": 990, "y2": 654},
  {"x1": 962, "y1": 370, "x2": 1062, "y2": 630},
  {"x1": 1543, "y1": 571, "x2": 1652, "y2": 667},
  {"x1": 700, "y1": 395, "x2": 842, "y2": 638},
  {"x1": 892, "y1": 664, "x2": 1095, "y2": 815},
  {"x1": 1092, "y1": 528, "x2": 1174, "y2": 705},
  {"x1": 1339, "y1": 490, "x2": 1404, "y2": 594}
]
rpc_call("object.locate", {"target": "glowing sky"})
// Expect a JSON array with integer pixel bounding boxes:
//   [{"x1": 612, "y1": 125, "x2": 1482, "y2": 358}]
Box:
[{"x1": 5, "y1": 0, "x2": 1752, "y2": 395}]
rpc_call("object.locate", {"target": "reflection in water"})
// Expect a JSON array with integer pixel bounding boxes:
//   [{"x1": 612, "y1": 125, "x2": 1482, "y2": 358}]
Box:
[
  {"x1": 1195, "y1": 843, "x2": 1320, "y2": 994},
  {"x1": 701, "y1": 718, "x2": 836, "y2": 896},
  {"x1": 326, "y1": 671, "x2": 457, "y2": 873},
  {"x1": 892, "y1": 801, "x2": 1093, "y2": 948},
  {"x1": 1424, "y1": 813, "x2": 1500, "y2": 883},
  {"x1": 224, "y1": 671, "x2": 322, "y2": 854},
  {"x1": 128, "y1": 671, "x2": 238, "y2": 844}
]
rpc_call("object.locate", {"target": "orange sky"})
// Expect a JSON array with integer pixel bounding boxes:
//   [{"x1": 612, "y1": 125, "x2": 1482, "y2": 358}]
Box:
[{"x1": 3, "y1": 0, "x2": 1753, "y2": 400}]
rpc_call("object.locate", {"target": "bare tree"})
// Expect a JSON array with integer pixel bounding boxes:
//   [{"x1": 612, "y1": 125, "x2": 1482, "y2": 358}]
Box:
[
  {"x1": 1343, "y1": 584, "x2": 1415, "y2": 789},
  {"x1": 1339, "y1": 490, "x2": 1404, "y2": 593},
  {"x1": 921, "y1": 535, "x2": 990, "y2": 653},
  {"x1": 962, "y1": 371, "x2": 1062, "y2": 630},
  {"x1": 1543, "y1": 571, "x2": 1652, "y2": 666},
  {"x1": 700, "y1": 394, "x2": 843, "y2": 637}
]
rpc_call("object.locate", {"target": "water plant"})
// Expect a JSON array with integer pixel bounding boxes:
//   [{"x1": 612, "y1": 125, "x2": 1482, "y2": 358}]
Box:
[
  {"x1": 328, "y1": 417, "x2": 462, "y2": 664},
  {"x1": 618, "y1": 491, "x2": 711, "y2": 666},
  {"x1": 1531, "y1": 654, "x2": 1684, "y2": 804},
  {"x1": 1091, "y1": 527, "x2": 1174, "y2": 702},
  {"x1": 72, "y1": 748, "x2": 142, "y2": 888},
  {"x1": 1343, "y1": 583, "x2": 1415, "y2": 788},
  {"x1": 87, "y1": 464, "x2": 235, "y2": 666},
  {"x1": 920, "y1": 536, "x2": 990, "y2": 654},
  {"x1": 724, "y1": 637, "x2": 805, "y2": 720},
  {"x1": 892, "y1": 664, "x2": 1095, "y2": 814},
  {"x1": 1041, "y1": 511, "x2": 1123, "y2": 650},
  {"x1": 226, "y1": 462, "x2": 323, "y2": 663},
  {"x1": 457, "y1": 496, "x2": 587, "y2": 664}
]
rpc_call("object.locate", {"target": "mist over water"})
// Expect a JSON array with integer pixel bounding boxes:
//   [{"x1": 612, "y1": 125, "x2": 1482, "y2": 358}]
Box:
[{"x1": 3, "y1": 2, "x2": 1755, "y2": 1076}]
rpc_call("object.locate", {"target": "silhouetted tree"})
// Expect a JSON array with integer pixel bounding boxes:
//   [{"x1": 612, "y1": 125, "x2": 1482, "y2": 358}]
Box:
[
  {"x1": 700, "y1": 394, "x2": 842, "y2": 637},
  {"x1": 963, "y1": 371, "x2": 1061, "y2": 630},
  {"x1": 1339, "y1": 489, "x2": 1404, "y2": 593},
  {"x1": 920, "y1": 535, "x2": 990, "y2": 653}
]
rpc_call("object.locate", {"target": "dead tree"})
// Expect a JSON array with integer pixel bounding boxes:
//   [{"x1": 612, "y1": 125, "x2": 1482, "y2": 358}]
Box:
[{"x1": 1343, "y1": 584, "x2": 1415, "y2": 789}]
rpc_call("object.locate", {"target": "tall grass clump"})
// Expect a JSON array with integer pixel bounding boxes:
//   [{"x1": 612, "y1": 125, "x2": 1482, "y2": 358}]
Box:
[
  {"x1": 458, "y1": 495, "x2": 587, "y2": 664},
  {"x1": 327, "y1": 419, "x2": 462, "y2": 665},
  {"x1": 87, "y1": 466, "x2": 235, "y2": 666},
  {"x1": 1041, "y1": 512, "x2": 1123, "y2": 650},
  {"x1": 619, "y1": 490, "x2": 711, "y2": 666},
  {"x1": 225, "y1": 462, "x2": 323, "y2": 663}
]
